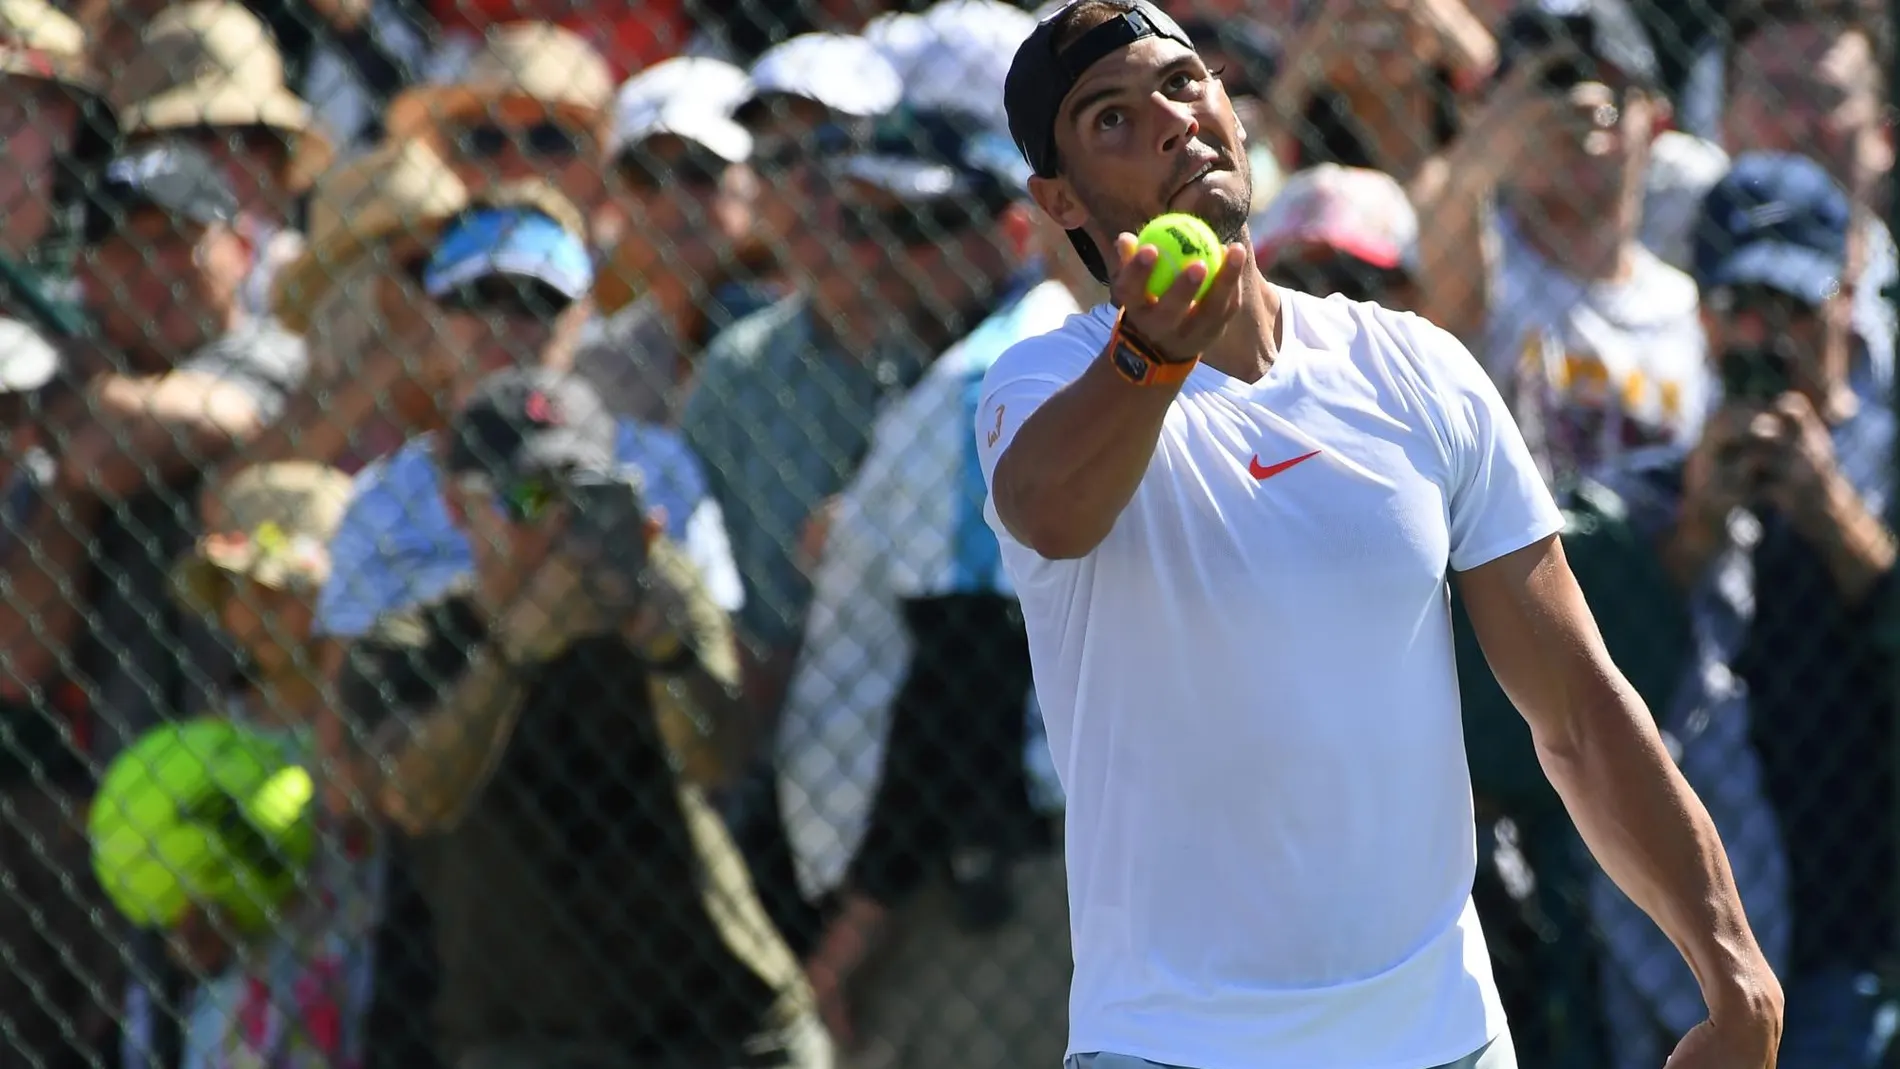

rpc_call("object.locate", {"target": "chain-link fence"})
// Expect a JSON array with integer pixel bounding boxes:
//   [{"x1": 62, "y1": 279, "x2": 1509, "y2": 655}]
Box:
[{"x1": 0, "y1": 0, "x2": 1894, "y2": 1066}]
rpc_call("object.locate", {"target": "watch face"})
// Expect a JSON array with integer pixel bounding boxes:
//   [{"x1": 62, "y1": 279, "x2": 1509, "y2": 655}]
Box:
[{"x1": 1112, "y1": 338, "x2": 1150, "y2": 383}]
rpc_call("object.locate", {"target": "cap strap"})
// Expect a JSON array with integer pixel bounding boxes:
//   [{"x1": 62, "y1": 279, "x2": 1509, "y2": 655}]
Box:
[{"x1": 1057, "y1": 9, "x2": 1162, "y2": 82}]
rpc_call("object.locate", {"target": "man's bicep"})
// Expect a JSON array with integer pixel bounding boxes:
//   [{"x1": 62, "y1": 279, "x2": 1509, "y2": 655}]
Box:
[
  {"x1": 974, "y1": 375, "x2": 1067, "y2": 490},
  {"x1": 1454, "y1": 534, "x2": 1622, "y2": 741}
]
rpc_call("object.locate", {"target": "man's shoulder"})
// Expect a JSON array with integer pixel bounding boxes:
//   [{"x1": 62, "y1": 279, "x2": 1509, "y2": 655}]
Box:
[
  {"x1": 981, "y1": 300, "x2": 1115, "y2": 395},
  {"x1": 701, "y1": 293, "x2": 807, "y2": 371}
]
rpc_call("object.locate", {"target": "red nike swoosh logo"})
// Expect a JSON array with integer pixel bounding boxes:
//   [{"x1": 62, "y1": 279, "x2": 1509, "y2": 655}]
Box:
[{"x1": 1249, "y1": 450, "x2": 1322, "y2": 480}]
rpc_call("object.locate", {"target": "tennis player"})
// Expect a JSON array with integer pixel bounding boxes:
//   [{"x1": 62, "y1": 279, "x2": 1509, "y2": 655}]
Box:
[{"x1": 979, "y1": 3, "x2": 1783, "y2": 1068}]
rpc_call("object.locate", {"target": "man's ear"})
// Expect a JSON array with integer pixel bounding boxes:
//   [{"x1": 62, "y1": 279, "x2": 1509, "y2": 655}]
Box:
[
  {"x1": 1028, "y1": 174, "x2": 1089, "y2": 231},
  {"x1": 998, "y1": 200, "x2": 1036, "y2": 262},
  {"x1": 643, "y1": 507, "x2": 666, "y2": 547}
]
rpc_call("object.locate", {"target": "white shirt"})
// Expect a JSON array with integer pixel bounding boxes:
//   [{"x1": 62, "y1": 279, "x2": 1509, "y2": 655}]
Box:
[
  {"x1": 776, "y1": 279, "x2": 1077, "y2": 899},
  {"x1": 975, "y1": 289, "x2": 1562, "y2": 1069},
  {"x1": 1484, "y1": 211, "x2": 1710, "y2": 483}
]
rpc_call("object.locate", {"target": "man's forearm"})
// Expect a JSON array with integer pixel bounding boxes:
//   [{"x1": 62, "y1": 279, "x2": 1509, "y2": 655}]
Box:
[
  {"x1": 649, "y1": 661, "x2": 751, "y2": 789},
  {"x1": 1536, "y1": 685, "x2": 1773, "y2": 1016},
  {"x1": 365, "y1": 645, "x2": 530, "y2": 834},
  {"x1": 991, "y1": 355, "x2": 1177, "y2": 560},
  {"x1": 1809, "y1": 477, "x2": 1897, "y2": 605}
]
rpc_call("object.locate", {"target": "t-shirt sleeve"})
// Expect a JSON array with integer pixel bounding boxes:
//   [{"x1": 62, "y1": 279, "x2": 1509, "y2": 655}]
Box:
[
  {"x1": 175, "y1": 326, "x2": 310, "y2": 424},
  {"x1": 1417, "y1": 316, "x2": 1565, "y2": 572},
  {"x1": 317, "y1": 465, "x2": 410, "y2": 639},
  {"x1": 973, "y1": 323, "x2": 1103, "y2": 491}
]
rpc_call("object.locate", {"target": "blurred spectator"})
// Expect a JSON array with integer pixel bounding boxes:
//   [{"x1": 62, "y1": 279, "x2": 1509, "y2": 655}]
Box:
[
  {"x1": 1724, "y1": 0, "x2": 1896, "y2": 400},
  {"x1": 0, "y1": 0, "x2": 105, "y2": 338},
  {"x1": 0, "y1": 143, "x2": 307, "y2": 1067},
  {"x1": 865, "y1": 0, "x2": 1037, "y2": 135},
  {"x1": 122, "y1": 462, "x2": 380, "y2": 1069},
  {"x1": 315, "y1": 189, "x2": 743, "y2": 645},
  {"x1": 1664, "y1": 153, "x2": 1898, "y2": 1067},
  {"x1": 335, "y1": 368, "x2": 831, "y2": 1069},
  {"x1": 776, "y1": 106, "x2": 1076, "y2": 1063},
  {"x1": 1252, "y1": 163, "x2": 1421, "y2": 309},
  {"x1": 116, "y1": 2, "x2": 335, "y2": 318},
  {"x1": 423, "y1": 0, "x2": 685, "y2": 84},
  {"x1": 241, "y1": 142, "x2": 471, "y2": 474},
  {"x1": 1418, "y1": 0, "x2": 1709, "y2": 483},
  {"x1": 735, "y1": 32, "x2": 904, "y2": 283},
  {"x1": 583, "y1": 56, "x2": 777, "y2": 425},
  {"x1": 388, "y1": 22, "x2": 614, "y2": 218},
  {"x1": 1268, "y1": 0, "x2": 1496, "y2": 182}
]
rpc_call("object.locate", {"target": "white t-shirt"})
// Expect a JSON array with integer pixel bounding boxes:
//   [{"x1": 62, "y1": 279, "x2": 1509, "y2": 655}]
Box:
[
  {"x1": 975, "y1": 289, "x2": 1562, "y2": 1069},
  {"x1": 1484, "y1": 211, "x2": 1710, "y2": 483}
]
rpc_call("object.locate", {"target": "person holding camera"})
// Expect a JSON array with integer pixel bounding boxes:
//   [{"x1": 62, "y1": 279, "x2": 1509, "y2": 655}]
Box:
[
  {"x1": 1662, "y1": 152, "x2": 1898, "y2": 1067},
  {"x1": 334, "y1": 368, "x2": 830, "y2": 1069}
]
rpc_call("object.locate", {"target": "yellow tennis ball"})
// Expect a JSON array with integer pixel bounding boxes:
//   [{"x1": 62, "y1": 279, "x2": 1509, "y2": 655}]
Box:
[{"x1": 1137, "y1": 213, "x2": 1224, "y2": 300}]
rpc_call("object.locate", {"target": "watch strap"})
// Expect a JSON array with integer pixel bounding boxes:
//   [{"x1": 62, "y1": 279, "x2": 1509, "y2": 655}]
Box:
[{"x1": 1107, "y1": 311, "x2": 1197, "y2": 387}]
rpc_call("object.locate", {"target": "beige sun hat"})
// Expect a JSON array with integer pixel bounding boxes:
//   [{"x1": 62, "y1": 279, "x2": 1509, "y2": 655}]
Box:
[
  {"x1": 171, "y1": 461, "x2": 355, "y2": 617},
  {"x1": 274, "y1": 142, "x2": 471, "y2": 335},
  {"x1": 117, "y1": 1, "x2": 335, "y2": 191},
  {"x1": 0, "y1": 0, "x2": 103, "y2": 98},
  {"x1": 385, "y1": 22, "x2": 612, "y2": 147}
]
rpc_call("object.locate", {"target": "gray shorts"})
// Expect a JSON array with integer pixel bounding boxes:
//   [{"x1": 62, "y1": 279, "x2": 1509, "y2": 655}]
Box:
[{"x1": 1066, "y1": 1031, "x2": 1518, "y2": 1069}]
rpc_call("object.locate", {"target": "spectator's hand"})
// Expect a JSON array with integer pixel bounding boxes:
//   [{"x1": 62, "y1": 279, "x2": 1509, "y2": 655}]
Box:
[
  {"x1": 1460, "y1": 50, "x2": 1570, "y2": 174},
  {"x1": 1757, "y1": 391, "x2": 1848, "y2": 532},
  {"x1": 1682, "y1": 405, "x2": 1765, "y2": 531},
  {"x1": 493, "y1": 552, "x2": 610, "y2": 665},
  {"x1": 1109, "y1": 233, "x2": 1247, "y2": 365}
]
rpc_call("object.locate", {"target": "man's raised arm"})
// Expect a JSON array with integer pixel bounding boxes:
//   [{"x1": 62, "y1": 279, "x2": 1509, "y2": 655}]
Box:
[{"x1": 988, "y1": 235, "x2": 1243, "y2": 560}]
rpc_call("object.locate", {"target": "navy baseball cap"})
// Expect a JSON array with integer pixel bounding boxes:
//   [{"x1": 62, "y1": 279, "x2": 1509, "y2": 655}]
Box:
[
  {"x1": 839, "y1": 107, "x2": 1031, "y2": 213},
  {"x1": 1692, "y1": 153, "x2": 1851, "y2": 307},
  {"x1": 82, "y1": 142, "x2": 238, "y2": 245},
  {"x1": 1004, "y1": 0, "x2": 1196, "y2": 282},
  {"x1": 1496, "y1": 0, "x2": 1660, "y2": 90}
]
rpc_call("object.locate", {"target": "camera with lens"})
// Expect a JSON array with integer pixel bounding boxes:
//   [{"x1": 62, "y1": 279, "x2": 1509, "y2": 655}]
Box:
[{"x1": 559, "y1": 471, "x2": 652, "y2": 612}]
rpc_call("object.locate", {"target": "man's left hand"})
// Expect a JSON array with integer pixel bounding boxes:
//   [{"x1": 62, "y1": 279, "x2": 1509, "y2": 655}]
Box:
[
  {"x1": 494, "y1": 553, "x2": 610, "y2": 665},
  {"x1": 1665, "y1": 965, "x2": 1784, "y2": 1068}
]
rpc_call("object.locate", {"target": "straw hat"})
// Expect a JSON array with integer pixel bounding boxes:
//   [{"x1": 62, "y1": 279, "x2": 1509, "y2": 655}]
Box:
[
  {"x1": 171, "y1": 461, "x2": 354, "y2": 617},
  {"x1": 385, "y1": 22, "x2": 612, "y2": 146},
  {"x1": 117, "y1": 2, "x2": 334, "y2": 191},
  {"x1": 274, "y1": 142, "x2": 471, "y2": 335},
  {"x1": 0, "y1": 0, "x2": 103, "y2": 101}
]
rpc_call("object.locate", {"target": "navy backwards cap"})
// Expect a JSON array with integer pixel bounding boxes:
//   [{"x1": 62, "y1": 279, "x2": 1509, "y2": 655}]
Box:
[
  {"x1": 840, "y1": 107, "x2": 1032, "y2": 212},
  {"x1": 1496, "y1": 0, "x2": 1660, "y2": 89},
  {"x1": 1005, "y1": 0, "x2": 1196, "y2": 282},
  {"x1": 1692, "y1": 152, "x2": 1851, "y2": 308}
]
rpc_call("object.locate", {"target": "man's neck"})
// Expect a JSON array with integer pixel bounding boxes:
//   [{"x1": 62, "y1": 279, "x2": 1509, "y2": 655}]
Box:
[
  {"x1": 1510, "y1": 196, "x2": 1637, "y2": 283},
  {"x1": 1200, "y1": 270, "x2": 1283, "y2": 384}
]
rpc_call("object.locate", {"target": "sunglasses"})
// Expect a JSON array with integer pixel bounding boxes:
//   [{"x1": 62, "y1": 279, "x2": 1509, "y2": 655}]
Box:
[
  {"x1": 452, "y1": 121, "x2": 586, "y2": 161},
  {"x1": 751, "y1": 122, "x2": 856, "y2": 175},
  {"x1": 435, "y1": 276, "x2": 575, "y2": 320},
  {"x1": 839, "y1": 198, "x2": 992, "y2": 247},
  {"x1": 1266, "y1": 257, "x2": 1406, "y2": 304},
  {"x1": 616, "y1": 146, "x2": 729, "y2": 192}
]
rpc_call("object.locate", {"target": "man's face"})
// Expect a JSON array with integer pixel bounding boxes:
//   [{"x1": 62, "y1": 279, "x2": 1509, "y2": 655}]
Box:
[
  {"x1": 0, "y1": 81, "x2": 78, "y2": 257},
  {"x1": 826, "y1": 178, "x2": 1007, "y2": 340},
  {"x1": 1039, "y1": 37, "x2": 1252, "y2": 266},
  {"x1": 1506, "y1": 73, "x2": 1657, "y2": 220},
  {"x1": 435, "y1": 279, "x2": 587, "y2": 406},
  {"x1": 439, "y1": 101, "x2": 605, "y2": 213},
  {"x1": 133, "y1": 125, "x2": 294, "y2": 224},
  {"x1": 1704, "y1": 287, "x2": 1851, "y2": 409},
  {"x1": 612, "y1": 134, "x2": 753, "y2": 284},
  {"x1": 81, "y1": 210, "x2": 248, "y2": 360},
  {"x1": 443, "y1": 471, "x2": 564, "y2": 610},
  {"x1": 1727, "y1": 23, "x2": 1887, "y2": 201},
  {"x1": 744, "y1": 95, "x2": 854, "y2": 276}
]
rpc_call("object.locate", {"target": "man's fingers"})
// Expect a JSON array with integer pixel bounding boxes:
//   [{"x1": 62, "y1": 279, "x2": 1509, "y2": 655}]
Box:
[
  {"x1": 1110, "y1": 242, "x2": 1161, "y2": 309},
  {"x1": 1114, "y1": 232, "x2": 1138, "y2": 265}
]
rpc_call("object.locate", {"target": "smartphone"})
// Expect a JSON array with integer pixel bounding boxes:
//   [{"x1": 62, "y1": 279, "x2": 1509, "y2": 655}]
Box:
[
  {"x1": 1719, "y1": 347, "x2": 1793, "y2": 404},
  {"x1": 561, "y1": 473, "x2": 651, "y2": 610}
]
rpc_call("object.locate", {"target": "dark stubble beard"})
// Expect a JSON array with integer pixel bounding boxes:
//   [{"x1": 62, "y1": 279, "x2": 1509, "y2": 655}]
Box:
[{"x1": 1076, "y1": 151, "x2": 1254, "y2": 254}]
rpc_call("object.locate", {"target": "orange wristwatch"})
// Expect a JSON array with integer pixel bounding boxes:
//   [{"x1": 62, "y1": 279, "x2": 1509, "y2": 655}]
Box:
[{"x1": 1107, "y1": 310, "x2": 1198, "y2": 387}]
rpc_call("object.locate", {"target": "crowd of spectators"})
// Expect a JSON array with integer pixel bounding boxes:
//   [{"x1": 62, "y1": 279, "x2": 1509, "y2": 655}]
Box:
[{"x1": 0, "y1": 0, "x2": 1897, "y2": 1066}]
